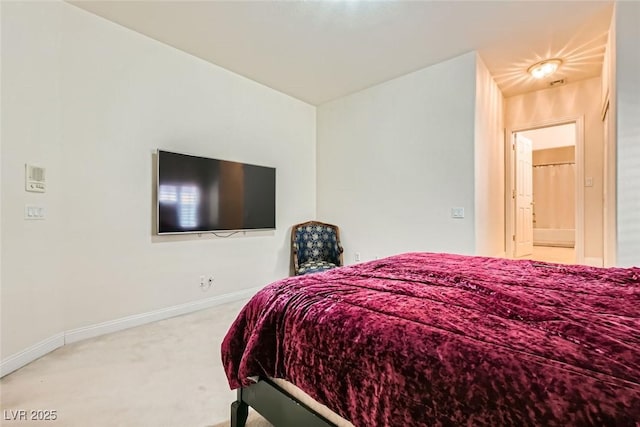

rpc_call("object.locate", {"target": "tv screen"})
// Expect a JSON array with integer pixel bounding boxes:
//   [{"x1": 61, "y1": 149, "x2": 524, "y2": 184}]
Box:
[{"x1": 157, "y1": 150, "x2": 276, "y2": 234}]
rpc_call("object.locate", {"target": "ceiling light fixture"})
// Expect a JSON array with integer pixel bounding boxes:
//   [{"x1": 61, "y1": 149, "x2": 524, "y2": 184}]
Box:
[{"x1": 527, "y1": 58, "x2": 562, "y2": 79}]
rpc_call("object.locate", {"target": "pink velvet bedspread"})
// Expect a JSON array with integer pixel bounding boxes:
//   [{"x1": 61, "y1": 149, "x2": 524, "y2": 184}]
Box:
[{"x1": 221, "y1": 252, "x2": 640, "y2": 426}]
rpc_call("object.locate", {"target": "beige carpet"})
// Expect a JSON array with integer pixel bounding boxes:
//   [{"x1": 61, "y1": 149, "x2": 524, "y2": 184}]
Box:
[
  {"x1": 211, "y1": 410, "x2": 273, "y2": 427},
  {"x1": 0, "y1": 298, "x2": 250, "y2": 426}
]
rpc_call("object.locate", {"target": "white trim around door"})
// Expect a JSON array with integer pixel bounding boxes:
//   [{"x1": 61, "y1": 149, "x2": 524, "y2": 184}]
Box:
[{"x1": 505, "y1": 116, "x2": 585, "y2": 264}]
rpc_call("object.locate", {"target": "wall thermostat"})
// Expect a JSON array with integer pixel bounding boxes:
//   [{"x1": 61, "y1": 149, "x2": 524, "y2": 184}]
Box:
[{"x1": 25, "y1": 164, "x2": 46, "y2": 193}]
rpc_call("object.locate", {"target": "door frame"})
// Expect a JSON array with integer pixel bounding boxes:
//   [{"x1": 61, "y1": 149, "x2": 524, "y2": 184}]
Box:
[
  {"x1": 505, "y1": 115, "x2": 585, "y2": 264},
  {"x1": 601, "y1": 98, "x2": 616, "y2": 267}
]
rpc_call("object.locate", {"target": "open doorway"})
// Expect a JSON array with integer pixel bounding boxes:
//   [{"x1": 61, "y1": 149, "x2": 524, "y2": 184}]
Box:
[
  {"x1": 506, "y1": 119, "x2": 584, "y2": 265},
  {"x1": 522, "y1": 124, "x2": 576, "y2": 263}
]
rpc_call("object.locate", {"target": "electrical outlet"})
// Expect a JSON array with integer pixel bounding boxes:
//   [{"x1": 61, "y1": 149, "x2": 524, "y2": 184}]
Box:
[
  {"x1": 354, "y1": 252, "x2": 361, "y2": 262},
  {"x1": 200, "y1": 275, "x2": 213, "y2": 292}
]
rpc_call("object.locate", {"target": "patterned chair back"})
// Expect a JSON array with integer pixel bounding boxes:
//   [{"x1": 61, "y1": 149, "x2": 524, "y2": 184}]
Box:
[{"x1": 291, "y1": 221, "x2": 343, "y2": 275}]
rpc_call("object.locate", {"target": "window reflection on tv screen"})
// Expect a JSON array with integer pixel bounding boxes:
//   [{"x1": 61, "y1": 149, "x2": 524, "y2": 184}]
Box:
[{"x1": 157, "y1": 150, "x2": 276, "y2": 234}]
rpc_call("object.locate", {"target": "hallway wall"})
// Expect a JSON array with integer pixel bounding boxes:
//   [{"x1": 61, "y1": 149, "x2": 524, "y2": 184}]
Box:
[{"x1": 505, "y1": 77, "x2": 603, "y2": 265}]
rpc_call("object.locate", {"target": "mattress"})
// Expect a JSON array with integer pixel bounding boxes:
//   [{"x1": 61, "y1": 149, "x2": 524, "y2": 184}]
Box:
[{"x1": 222, "y1": 252, "x2": 640, "y2": 426}]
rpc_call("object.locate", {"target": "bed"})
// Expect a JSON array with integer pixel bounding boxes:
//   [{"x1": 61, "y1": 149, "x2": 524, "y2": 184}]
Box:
[{"x1": 221, "y1": 252, "x2": 640, "y2": 426}]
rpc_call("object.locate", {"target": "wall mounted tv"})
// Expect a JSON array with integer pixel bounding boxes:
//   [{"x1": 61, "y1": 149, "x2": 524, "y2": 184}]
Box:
[{"x1": 157, "y1": 150, "x2": 276, "y2": 234}]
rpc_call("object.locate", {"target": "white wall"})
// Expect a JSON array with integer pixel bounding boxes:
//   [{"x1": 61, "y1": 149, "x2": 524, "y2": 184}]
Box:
[
  {"x1": 0, "y1": 2, "x2": 3, "y2": 360},
  {"x1": 1, "y1": 1, "x2": 316, "y2": 363},
  {"x1": 317, "y1": 52, "x2": 477, "y2": 262},
  {"x1": 522, "y1": 124, "x2": 575, "y2": 150},
  {"x1": 1, "y1": 2, "x2": 66, "y2": 360},
  {"x1": 615, "y1": 1, "x2": 640, "y2": 267},
  {"x1": 474, "y1": 55, "x2": 505, "y2": 257},
  {"x1": 505, "y1": 78, "x2": 604, "y2": 263}
]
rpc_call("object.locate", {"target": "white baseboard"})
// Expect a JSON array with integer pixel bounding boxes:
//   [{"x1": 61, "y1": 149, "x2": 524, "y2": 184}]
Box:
[
  {"x1": 65, "y1": 287, "x2": 260, "y2": 344},
  {"x1": 0, "y1": 333, "x2": 65, "y2": 378},
  {"x1": 1, "y1": 287, "x2": 260, "y2": 378},
  {"x1": 583, "y1": 257, "x2": 604, "y2": 267}
]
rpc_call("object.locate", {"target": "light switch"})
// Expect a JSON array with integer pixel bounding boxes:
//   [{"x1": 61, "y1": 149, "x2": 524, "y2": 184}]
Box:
[
  {"x1": 451, "y1": 207, "x2": 465, "y2": 219},
  {"x1": 585, "y1": 177, "x2": 593, "y2": 187},
  {"x1": 25, "y1": 205, "x2": 45, "y2": 220}
]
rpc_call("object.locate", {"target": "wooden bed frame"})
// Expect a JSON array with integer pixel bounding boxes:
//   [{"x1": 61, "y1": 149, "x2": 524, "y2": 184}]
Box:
[{"x1": 230, "y1": 378, "x2": 338, "y2": 427}]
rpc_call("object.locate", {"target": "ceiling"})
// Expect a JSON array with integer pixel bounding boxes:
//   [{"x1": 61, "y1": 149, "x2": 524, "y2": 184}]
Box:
[{"x1": 68, "y1": 1, "x2": 613, "y2": 106}]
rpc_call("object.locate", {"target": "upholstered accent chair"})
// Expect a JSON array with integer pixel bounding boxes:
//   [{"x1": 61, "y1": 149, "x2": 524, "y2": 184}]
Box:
[{"x1": 291, "y1": 221, "x2": 344, "y2": 275}]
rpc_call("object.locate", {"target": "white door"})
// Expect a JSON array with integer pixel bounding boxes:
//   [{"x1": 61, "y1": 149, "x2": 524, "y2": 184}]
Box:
[{"x1": 514, "y1": 133, "x2": 533, "y2": 257}]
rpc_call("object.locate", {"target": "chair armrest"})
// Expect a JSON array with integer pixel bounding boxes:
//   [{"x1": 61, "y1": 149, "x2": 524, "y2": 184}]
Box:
[
  {"x1": 292, "y1": 242, "x2": 300, "y2": 273},
  {"x1": 335, "y1": 242, "x2": 344, "y2": 266}
]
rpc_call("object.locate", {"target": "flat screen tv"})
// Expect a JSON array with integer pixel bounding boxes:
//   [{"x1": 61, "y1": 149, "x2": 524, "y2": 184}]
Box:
[{"x1": 157, "y1": 150, "x2": 276, "y2": 234}]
